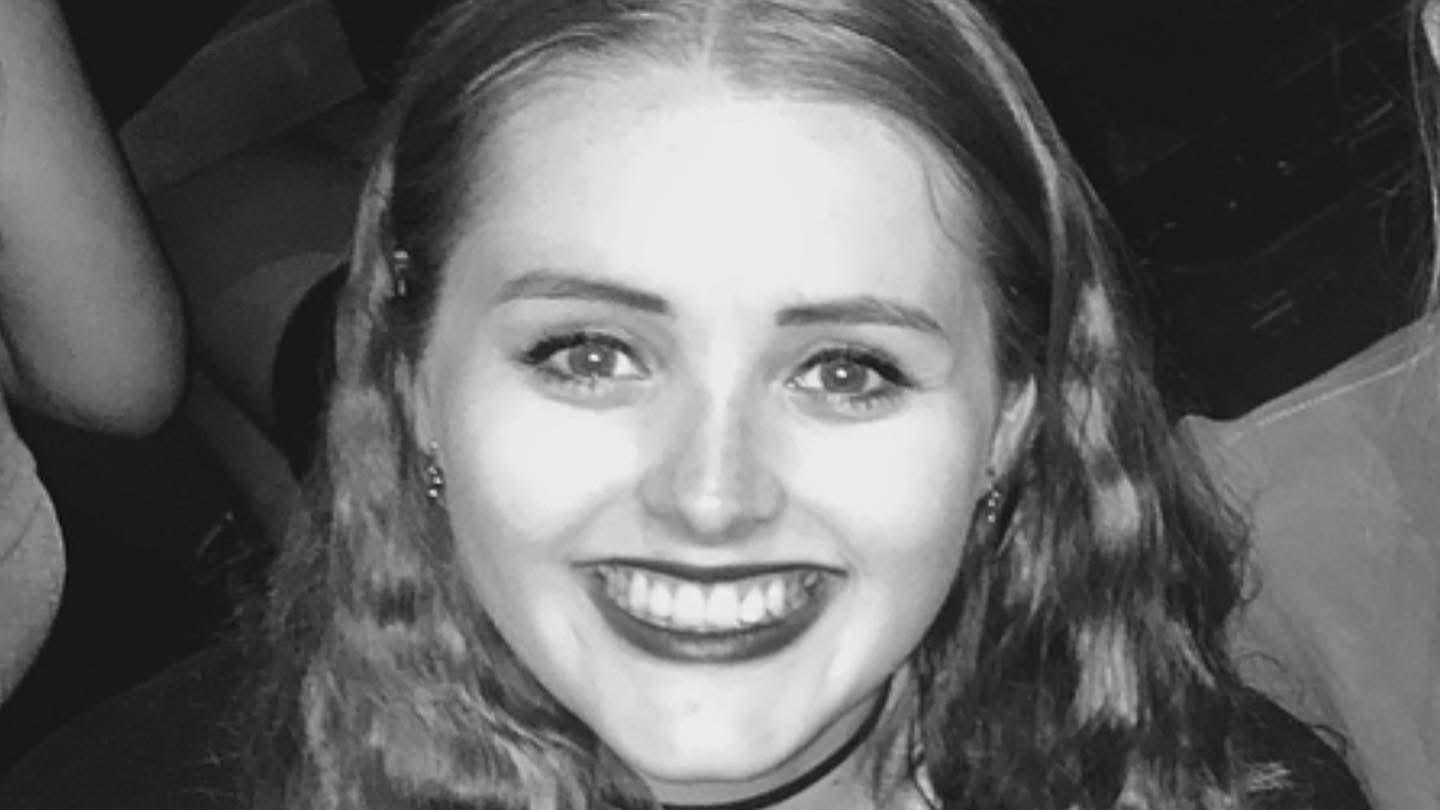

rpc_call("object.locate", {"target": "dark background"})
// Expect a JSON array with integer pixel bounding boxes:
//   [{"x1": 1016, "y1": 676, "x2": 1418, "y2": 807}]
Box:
[
  {"x1": 995, "y1": 0, "x2": 1427, "y2": 416},
  {"x1": 61, "y1": 0, "x2": 1432, "y2": 417}
]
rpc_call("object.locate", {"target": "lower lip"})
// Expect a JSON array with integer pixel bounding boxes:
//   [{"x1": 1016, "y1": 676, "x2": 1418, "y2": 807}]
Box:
[{"x1": 585, "y1": 573, "x2": 834, "y2": 664}]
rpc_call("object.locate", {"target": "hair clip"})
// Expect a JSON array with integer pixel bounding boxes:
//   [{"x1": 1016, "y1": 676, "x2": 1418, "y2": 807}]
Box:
[{"x1": 391, "y1": 249, "x2": 413, "y2": 299}]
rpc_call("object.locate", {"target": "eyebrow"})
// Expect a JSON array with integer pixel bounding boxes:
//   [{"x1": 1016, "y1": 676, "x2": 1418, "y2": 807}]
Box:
[
  {"x1": 776, "y1": 296, "x2": 944, "y2": 335},
  {"x1": 496, "y1": 269, "x2": 944, "y2": 335},
  {"x1": 496, "y1": 270, "x2": 671, "y2": 315}
]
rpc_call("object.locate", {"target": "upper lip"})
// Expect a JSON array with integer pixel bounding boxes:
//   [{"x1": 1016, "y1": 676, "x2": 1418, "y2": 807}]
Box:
[{"x1": 584, "y1": 557, "x2": 842, "y2": 584}]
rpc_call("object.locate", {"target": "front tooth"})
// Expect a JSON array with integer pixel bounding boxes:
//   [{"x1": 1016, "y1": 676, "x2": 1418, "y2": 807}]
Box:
[
  {"x1": 673, "y1": 582, "x2": 706, "y2": 627},
  {"x1": 765, "y1": 578, "x2": 786, "y2": 617},
  {"x1": 705, "y1": 585, "x2": 741, "y2": 629},
  {"x1": 628, "y1": 572, "x2": 650, "y2": 616},
  {"x1": 647, "y1": 579, "x2": 674, "y2": 623},
  {"x1": 739, "y1": 585, "x2": 766, "y2": 624}
]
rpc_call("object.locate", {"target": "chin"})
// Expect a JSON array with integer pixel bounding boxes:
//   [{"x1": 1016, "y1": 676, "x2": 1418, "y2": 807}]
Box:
[{"x1": 620, "y1": 734, "x2": 797, "y2": 785}]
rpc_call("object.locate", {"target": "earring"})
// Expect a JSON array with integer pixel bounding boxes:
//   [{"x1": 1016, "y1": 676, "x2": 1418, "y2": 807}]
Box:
[
  {"x1": 391, "y1": 249, "x2": 413, "y2": 299},
  {"x1": 979, "y1": 488, "x2": 1004, "y2": 524},
  {"x1": 423, "y1": 442, "x2": 445, "y2": 502}
]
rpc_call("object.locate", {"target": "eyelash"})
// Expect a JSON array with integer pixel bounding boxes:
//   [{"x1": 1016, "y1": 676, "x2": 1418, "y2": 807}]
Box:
[
  {"x1": 787, "y1": 345, "x2": 915, "y2": 415},
  {"x1": 516, "y1": 330, "x2": 647, "y2": 393},
  {"x1": 515, "y1": 332, "x2": 916, "y2": 414}
]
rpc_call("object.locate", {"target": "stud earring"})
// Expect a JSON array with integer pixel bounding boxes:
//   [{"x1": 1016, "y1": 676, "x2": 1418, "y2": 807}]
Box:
[{"x1": 423, "y1": 442, "x2": 445, "y2": 502}]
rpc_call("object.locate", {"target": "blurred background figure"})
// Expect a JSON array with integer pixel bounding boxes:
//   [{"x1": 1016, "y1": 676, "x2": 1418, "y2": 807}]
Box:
[{"x1": 0, "y1": 0, "x2": 185, "y2": 701}]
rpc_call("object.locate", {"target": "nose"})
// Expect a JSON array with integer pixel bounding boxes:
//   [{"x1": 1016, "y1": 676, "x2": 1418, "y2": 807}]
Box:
[{"x1": 638, "y1": 383, "x2": 785, "y2": 542}]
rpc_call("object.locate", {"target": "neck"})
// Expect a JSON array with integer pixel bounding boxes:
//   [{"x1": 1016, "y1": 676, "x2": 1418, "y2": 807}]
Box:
[{"x1": 657, "y1": 681, "x2": 894, "y2": 810}]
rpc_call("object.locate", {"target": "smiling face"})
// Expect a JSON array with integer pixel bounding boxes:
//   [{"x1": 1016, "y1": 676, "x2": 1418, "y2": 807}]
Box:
[{"x1": 415, "y1": 66, "x2": 1030, "y2": 798}]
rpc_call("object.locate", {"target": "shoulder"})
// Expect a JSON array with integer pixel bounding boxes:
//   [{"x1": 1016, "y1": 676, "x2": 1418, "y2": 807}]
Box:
[{"x1": 1186, "y1": 312, "x2": 1440, "y2": 482}]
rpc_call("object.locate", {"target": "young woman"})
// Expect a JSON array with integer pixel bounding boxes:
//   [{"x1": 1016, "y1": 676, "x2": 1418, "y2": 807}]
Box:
[{"x1": 246, "y1": 2, "x2": 1369, "y2": 809}]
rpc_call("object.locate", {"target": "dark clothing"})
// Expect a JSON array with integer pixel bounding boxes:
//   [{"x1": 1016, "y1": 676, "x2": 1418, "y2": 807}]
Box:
[{"x1": 0, "y1": 644, "x2": 250, "y2": 810}]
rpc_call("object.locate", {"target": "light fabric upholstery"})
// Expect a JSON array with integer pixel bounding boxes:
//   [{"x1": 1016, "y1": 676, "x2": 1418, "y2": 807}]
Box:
[{"x1": 1187, "y1": 315, "x2": 1440, "y2": 810}]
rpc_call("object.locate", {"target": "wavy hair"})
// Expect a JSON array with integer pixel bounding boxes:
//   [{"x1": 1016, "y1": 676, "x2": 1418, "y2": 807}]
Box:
[{"x1": 256, "y1": 1, "x2": 1271, "y2": 807}]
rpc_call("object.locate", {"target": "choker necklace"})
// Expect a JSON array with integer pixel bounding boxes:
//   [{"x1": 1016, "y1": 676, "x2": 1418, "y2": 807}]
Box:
[{"x1": 661, "y1": 682, "x2": 892, "y2": 810}]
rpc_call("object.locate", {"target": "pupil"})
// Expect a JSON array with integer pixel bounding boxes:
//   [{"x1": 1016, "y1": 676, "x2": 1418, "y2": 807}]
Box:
[
  {"x1": 821, "y1": 360, "x2": 865, "y2": 393},
  {"x1": 568, "y1": 343, "x2": 615, "y2": 377}
]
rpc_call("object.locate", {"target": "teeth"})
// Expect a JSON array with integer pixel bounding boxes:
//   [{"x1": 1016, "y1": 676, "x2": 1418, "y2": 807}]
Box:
[
  {"x1": 673, "y1": 583, "x2": 706, "y2": 626},
  {"x1": 739, "y1": 586, "x2": 766, "y2": 624},
  {"x1": 628, "y1": 572, "x2": 649, "y2": 616},
  {"x1": 647, "y1": 579, "x2": 673, "y2": 623},
  {"x1": 598, "y1": 566, "x2": 824, "y2": 633},
  {"x1": 765, "y1": 579, "x2": 785, "y2": 615},
  {"x1": 705, "y1": 585, "x2": 740, "y2": 629}
]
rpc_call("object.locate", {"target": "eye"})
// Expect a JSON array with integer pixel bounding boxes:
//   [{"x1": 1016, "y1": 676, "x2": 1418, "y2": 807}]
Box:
[
  {"x1": 788, "y1": 346, "x2": 914, "y2": 417},
  {"x1": 518, "y1": 331, "x2": 648, "y2": 394}
]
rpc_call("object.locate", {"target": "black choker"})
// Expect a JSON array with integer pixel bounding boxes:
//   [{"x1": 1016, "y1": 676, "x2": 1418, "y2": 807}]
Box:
[{"x1": 661, "y1": 682, "x2": 891, "y2": 810}]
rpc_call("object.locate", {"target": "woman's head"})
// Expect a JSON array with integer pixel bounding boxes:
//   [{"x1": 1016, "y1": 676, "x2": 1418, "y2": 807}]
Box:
[
  {"x1": 277, "y1": 1, "x2": 1246, "y2": 807},
  {"x1": 414, "y1": 63, "x2": 1046, "y2": 796}
]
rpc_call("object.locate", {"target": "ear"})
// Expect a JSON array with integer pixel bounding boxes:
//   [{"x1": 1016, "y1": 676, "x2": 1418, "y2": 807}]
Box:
[
  {"x1": 1424, "y1": 0, "x2": 1440, "y2": 70},
  {"x1": 986, "y1": 376, "x2": 1036, "y2": 480}
]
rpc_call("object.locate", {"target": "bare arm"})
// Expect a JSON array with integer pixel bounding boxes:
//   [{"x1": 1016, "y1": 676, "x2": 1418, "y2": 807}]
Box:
[{"x1": 0, "y1": 0, "x2": 184, "y2": 434}]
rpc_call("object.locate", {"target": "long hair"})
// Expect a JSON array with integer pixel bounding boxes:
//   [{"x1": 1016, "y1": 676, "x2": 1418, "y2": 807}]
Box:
[
  {"x1": 1412, "y1": 0, "x2": 1440, "y2": 311},
  {"x1": 257, "y1": 1, "x2": 1264, "y2": 807}
]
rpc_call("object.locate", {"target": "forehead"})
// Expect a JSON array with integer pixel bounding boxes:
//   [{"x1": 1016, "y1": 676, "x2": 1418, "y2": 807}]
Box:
[{"x1": 445, "y1": 66, "x2": 988, "y2": 324}]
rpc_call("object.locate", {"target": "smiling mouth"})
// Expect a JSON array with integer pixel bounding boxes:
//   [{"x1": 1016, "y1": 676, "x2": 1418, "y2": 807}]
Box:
[
  {"x1": 585, "y1": 562, "x2": 838, "y2": 663},
  {"x1": 596, "y1": 563, "x2": 825, "y2": 633}
]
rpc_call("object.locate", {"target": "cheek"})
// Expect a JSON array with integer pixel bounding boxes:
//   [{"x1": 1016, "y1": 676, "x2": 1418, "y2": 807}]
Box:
[
  {"x1": 439, "y1": 376, "x2": 642, "y2": 544},
  {"x1": 786, "y1": 403, "x2": 988, "y2": 549},
  {"x1": 781, "y1": 401, "x2": 988, "y2": 680}
]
